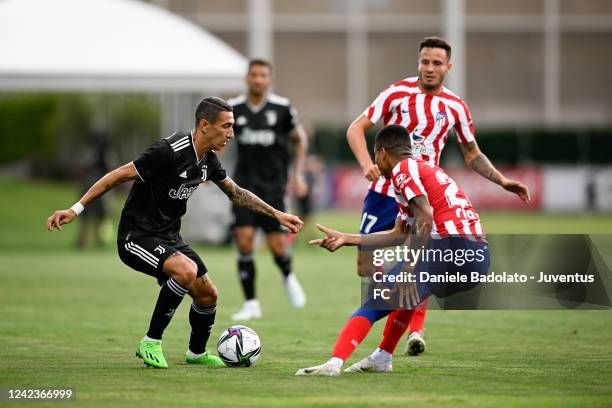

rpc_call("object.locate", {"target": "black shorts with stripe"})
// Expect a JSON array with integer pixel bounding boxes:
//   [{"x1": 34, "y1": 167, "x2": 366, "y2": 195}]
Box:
[{"x1": 117, "y1": 235, "x2": 207, "y2": 286}]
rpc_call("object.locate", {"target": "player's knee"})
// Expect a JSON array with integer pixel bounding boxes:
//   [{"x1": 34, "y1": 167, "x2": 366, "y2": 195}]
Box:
[
  {"x1": 234, "y1": 229, "x2": 255, "y2": 253},
  {"x1": 170, "y1": 257, "x2": 198, "y2": 288},
  {"x1": 238, "y1": 245, "x2": 254, "y2": 257},
  {"x1": 235, "y1": 236, "x2": 254, "y2": 254},
  {"x1": 193, "y1": 282, "x2": 218, "y2": 307},
  {"x1": 206, "y1": 284, "x2": 219, "y2": 304}
]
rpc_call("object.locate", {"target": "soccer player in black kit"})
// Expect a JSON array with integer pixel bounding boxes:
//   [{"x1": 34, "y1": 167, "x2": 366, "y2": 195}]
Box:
[
  {"x1": 228, "y1": 59, "x2": 309, "y2": 321},
  {"x1": 46, "y1": 97, "x2": 303, "y2": 369}
]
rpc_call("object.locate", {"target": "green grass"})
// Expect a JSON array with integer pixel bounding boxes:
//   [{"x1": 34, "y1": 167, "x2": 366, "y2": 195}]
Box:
[{"x1": 1, "y1": 179, "x2": 611, "y2": 407}]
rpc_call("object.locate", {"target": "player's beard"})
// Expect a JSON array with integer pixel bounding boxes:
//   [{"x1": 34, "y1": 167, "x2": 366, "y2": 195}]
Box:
[
  {"x1": 250, "y1": 88, "x2": 264, "y2": 98},
  {"x1": 419, "y1": 73, "x2": 444, "y2": 92}
]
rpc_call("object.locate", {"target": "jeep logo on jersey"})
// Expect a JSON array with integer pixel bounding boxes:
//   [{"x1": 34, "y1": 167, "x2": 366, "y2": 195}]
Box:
[
  {"x1": 265, "y1": 110, "x2": 277, "y2": 126},
  {"x1": 169, "y1": 184, "x2": 198, "y2": 200},
  {"x1": 239, "y1": 128, "x2": 276, "y2": 146}
]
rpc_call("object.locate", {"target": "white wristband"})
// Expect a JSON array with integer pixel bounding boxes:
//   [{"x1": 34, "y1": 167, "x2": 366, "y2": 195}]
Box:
[{"x1": 70, "y1": 202, "x2": 84, "y2": 216}]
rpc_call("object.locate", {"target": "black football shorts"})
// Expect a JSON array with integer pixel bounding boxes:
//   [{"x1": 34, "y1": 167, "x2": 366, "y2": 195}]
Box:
[{"x1": 117, "y1": 235, "x2": 207, "y2": 285}]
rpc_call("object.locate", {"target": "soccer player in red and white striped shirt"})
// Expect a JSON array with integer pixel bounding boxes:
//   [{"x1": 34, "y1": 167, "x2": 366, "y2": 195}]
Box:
[
  {"x1": 296, "y1": 125, "x2": 491, "y2": 376},
  {"x1": 346, "y1": 37, "x2": 530, "y2": 357}
]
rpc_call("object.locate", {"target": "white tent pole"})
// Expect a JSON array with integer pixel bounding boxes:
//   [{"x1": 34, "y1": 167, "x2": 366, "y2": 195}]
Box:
[
  {"x1": 443, "y1": 0, "x2": 466, "y2": 98},
  {"x1": 346, "y1": 0, "x2": 368, "y2": 120},
  {"x1": 544, "y1": 0, "x2": 561, "y2": 126},
  {"x1": 248, "y1": 0, "x2": 273, "y2": 60}
]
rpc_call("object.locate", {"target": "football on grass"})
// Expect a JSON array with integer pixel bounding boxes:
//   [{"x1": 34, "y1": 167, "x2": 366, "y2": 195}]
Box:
[{"x1": 217, "y1": 325, "x2": 261, "y2": 367}]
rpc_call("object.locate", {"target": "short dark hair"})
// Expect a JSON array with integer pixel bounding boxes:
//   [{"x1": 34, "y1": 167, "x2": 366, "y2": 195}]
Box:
[
  {"x1": 248, "y1": 59, "x2": 273, "y2": 73},
  {"x1": 374, "y1": 125, "x2": 412, "y2": 158},
  {"x1": 195, "y1": 97, "x2": 232, "y2": 126},
  {"x1": 419, "y1": 36, "x2": 452, "y2": 61}
]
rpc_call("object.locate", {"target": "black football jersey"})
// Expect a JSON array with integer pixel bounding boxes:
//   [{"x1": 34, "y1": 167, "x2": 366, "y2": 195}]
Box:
[
  {"x1": 228, "y1": 93, "x2": 298, "y2": 196},
  {"x1": 118, "y1": 131, "x2": 227, "y2": 242}
]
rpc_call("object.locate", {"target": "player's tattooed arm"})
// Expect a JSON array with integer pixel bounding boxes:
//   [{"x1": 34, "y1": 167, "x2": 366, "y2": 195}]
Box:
[
  {"x1": 459, "y1": 141, "x2": 505, "y2": 184},
  {"x1": 217, "y1": 177, "x2": 304, "y2": 233},
  {"x1": 460, "y1": 140, "x2": 531, "y2": 203},
  {"x1": 217, "y1": 177, "x2": 277, "y2": 217}
]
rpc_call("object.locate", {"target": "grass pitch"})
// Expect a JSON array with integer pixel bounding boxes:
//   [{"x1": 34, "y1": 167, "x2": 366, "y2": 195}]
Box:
[{"x1": 1, "y1": 179, "x2": 611, "y2": 407}]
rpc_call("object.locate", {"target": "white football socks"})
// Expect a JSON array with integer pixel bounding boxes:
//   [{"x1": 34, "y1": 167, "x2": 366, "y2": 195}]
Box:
[
  {"x1": 327, "y1": 357, "x2": 344, "y2": 369},
  {"x1": 370, "y1": 348, "x2": 392, "y2": 363},
  {"x1": 186, "y1": 350, "x2": 205, "y2": 359}
]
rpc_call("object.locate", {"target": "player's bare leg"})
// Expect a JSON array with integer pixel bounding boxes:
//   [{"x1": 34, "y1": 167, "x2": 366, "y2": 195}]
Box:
[
  {"x1": 267, "y1": 232, "x2": 305, "y2": 308},
  {"x1": 186, "y1": 274, "x2": 224, "y2": 366},
  {"x1": 232, "y1": 226, "x2": 262, "y2": 320},
  {"x1": 136, "y1": 252, "x2": 196, "y2": 368}
]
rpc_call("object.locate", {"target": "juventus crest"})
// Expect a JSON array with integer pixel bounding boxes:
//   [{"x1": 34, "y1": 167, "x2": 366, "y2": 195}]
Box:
[{"x1": 265, "y1": 110, "x2": 277, "y2": 126}]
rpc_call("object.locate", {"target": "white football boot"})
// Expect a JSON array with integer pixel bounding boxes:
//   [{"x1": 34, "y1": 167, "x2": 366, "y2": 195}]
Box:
[
  {"x1": 295, "y1": 361, "x2": 341, "y2": 377},
  {"x1": 284, "y1": 273, "x2": 306, "y2": 308},
  {"x1": 230, "y1": 299, "x2": 262, "y2": 321},
  {"x1": 344, "y1": 356, "x2": 392, "y2": 373},
  {"x1": 403, "y1": 331, "x2": 426, "y2": 356}
]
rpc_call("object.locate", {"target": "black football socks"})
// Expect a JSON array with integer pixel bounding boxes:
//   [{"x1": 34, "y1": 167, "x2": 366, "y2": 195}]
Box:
[
  {"x1": 146, "y1": 277, "x2": 188, "y2": 340},
  {"x1": 188, "y1": 303, "x2": 217, "y2": 354},
  {"x1": 274, "y1": 254, "x2": 292, "y2": 278},
  {"x1": 238, "y1": 253, "x2": 256, "y2": 300}
]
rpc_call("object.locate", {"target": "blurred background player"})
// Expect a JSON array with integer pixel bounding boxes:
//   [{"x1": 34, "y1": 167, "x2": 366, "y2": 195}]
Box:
[
  {"x1": 75, "y1": 130, "x2": 112, "y2": 249},
  {"x1": 296, "y1": 124, "x2": 490, "y2": 376},
  {"x1": 345, "y1": 37, "x2": 530, "y2": 355},
  {"x1": 47, "y1": 97, "x2": 303, "y2": 369},
  {"x1": 228, "y1": 59, "x2": 309, "y2": 321}
]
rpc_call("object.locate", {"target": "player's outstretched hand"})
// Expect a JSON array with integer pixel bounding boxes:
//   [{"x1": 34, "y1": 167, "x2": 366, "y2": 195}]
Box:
[
  {"x1": 276, "y1": 212, "x2": 304, "y2": 234},
  {"x1": 398, "y1": 280, "x2": 420, "y2": 310},
  {"x1": 309, "y1": 223, "x2": 347, "y2": 252},
  {"x1": 46, "y1": 209, "x2": 77, "y2": 232},
  {"x1": 502, "y1": 179, "x2": 531, "y2": 204}
]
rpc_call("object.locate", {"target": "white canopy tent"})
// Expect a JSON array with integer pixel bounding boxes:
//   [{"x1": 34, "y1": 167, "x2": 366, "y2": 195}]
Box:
[
  {"x1": 0, "y1": 0, "x2": 247, "y2": 92},
  {"x1": 0, "y1": 0, "x2": 247, "y2": 243}
]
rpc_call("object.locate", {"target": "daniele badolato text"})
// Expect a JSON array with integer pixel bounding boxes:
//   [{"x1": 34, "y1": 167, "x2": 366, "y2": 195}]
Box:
[
  {"x1": 371, "y1": 246, "x2": 595, "y2": 284},
  {"x1": 372, "y1": 270, "x2": 595, "y2": 284}
]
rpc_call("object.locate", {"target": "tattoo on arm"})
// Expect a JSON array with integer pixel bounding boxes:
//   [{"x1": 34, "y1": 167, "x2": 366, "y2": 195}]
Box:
[
  {"x1": 469, "y1": 153, "x2": 504, "y2": 185},
  {"x1": 218, "y1": 178, "x2": 277, "y2": 218},
  {"x1": 462, "y1": 142, "x2": 505, "y2": 185}
]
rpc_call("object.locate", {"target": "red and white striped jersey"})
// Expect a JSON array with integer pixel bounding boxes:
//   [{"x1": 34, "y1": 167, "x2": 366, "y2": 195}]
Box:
[
  {"x1": 391, "y1": 158, "x2": 486, "y2": 241},
  {"x1": 363, "y1": 76, "x2": 475, "y2": 197}
]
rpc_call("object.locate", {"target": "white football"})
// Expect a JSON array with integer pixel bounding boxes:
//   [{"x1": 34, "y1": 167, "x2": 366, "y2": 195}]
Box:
[{"x1": 217, "y1": 325, "x2": 261, "y2": 367}]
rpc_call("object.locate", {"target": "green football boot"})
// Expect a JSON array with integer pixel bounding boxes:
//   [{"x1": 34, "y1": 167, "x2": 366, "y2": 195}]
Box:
[
  {"x1": 186, "y1": 351, "x2": 225, "y2": 367},
  {"x1": 136, "y1": 340, "x2": 168, "y2": 369}
]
